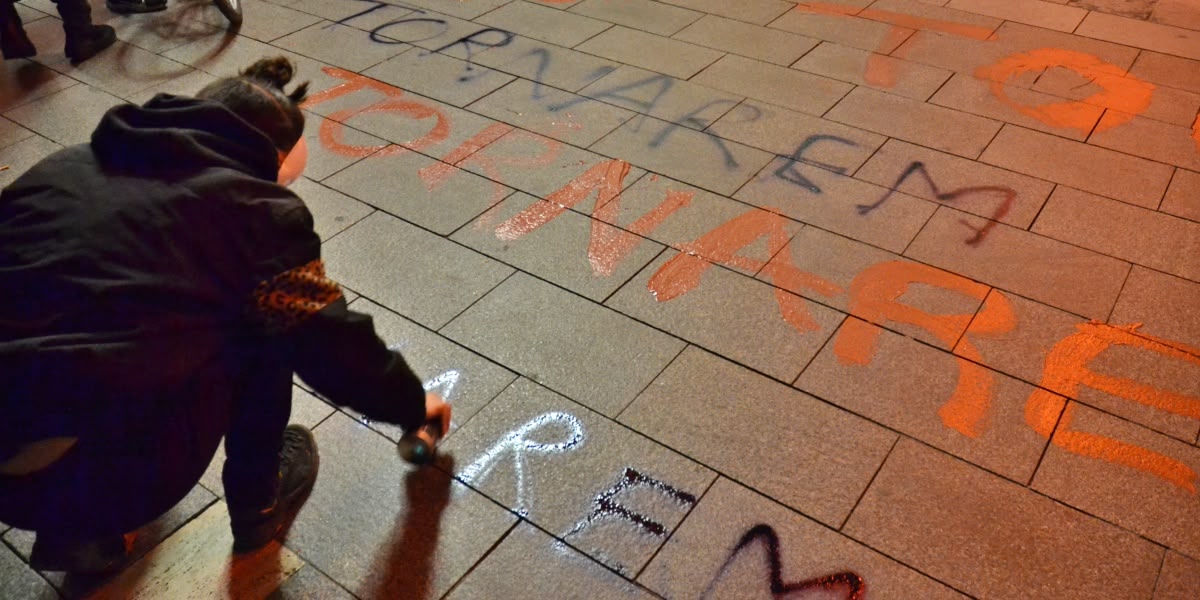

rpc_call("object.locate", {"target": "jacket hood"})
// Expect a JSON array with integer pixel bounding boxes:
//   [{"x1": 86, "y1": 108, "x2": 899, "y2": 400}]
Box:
[{"x1": 90, "y1": 94, "x2": 280, "y2": 181}]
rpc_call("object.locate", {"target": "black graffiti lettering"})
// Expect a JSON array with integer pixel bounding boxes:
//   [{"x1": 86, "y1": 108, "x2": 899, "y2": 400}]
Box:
[
  {"x1": 701, "y1": 524, "x2": 865, "y2": 600},
  {"x1": 430, "y1": 28, "x2": 516, "y2": 81},
  {"x1": 549, "y1": 74, "x2": 674, "y2": 113},
  {"x1": 857, "y1": 161, "x2": 1016, "y2": 246},
  {"x1": 330, "y1": 0, "x2": 396, "y2": 28},
  {"x1": 649, "y1": 99, "x2": 749, "y2": 170},
  {"x1": 519, "y1": 48, "x2": 554, "y2": 99},
  {"x1": 565, "y1": 467, "x2": 697, "y2": 538},
  {"x1": 369, "y1": 17, "x2": 449, "y2": 45},
  {"x1": 774, "y1": 135, "x2": 858, "y2": 194}
]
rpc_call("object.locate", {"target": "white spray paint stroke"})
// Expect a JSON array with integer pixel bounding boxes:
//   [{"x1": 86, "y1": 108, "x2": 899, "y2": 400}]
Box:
[
  {"x1": 423, "y1": 369, "x2": 460, "y2": 398},
  {"x1": 458, "y1": 412, "x2": 586, "y2": 517}
]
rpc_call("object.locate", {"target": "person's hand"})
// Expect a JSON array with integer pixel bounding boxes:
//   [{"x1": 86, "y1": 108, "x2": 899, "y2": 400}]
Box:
[{"x1": 424, "y1": 392, "x2": 451, "y2": 438}]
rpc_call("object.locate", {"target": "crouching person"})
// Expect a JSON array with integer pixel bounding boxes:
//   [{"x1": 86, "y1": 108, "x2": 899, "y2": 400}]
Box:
[{"x1": 0, "y1": 56, "x2": 450, "y2": 573}]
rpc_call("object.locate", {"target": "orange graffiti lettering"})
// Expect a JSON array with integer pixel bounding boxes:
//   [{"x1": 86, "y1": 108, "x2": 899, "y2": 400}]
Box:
[
  {"x1": 419, "y1": 123, "x2": 513, "y2": 190},
  {"x1": 304, "y1": 67, "x2": 451, "y2": 159},
  {"x1": 1193, "y1": 112, "x2": 1200, "y2": 152},
  {"x1": 494, "y1": 160, "x2": 691, "y2": 276},
  {"x1": 648, "y1": 210, "x2": 841, "y2": 334},
  {"x1": 833, "y1": 263, "x2": 1014, "y2": 437},
  {"x1": 455, "y1": 130, "x2": 565, "y2": 213},
  {"x1": 591, "y1": 188, "x2": 692, "y2": 277},
  {"x1": 977, "y1": 49, "x2": 1156, "y2": 135},
  {"x1": 1026, "y1": 322, "x2": 1200, "y2": 492}
]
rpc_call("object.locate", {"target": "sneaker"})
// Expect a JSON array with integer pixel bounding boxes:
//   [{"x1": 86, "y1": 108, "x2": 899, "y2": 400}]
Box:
[
  {"x1": 105, "y1": 0, "x2": 167, "y2": 13},
  {"x1": 229, "y1": 424, "x2": 319, "y2": 553},
  {"x1": 29, "y1": 534, "x2": 129, "y2": 574}
]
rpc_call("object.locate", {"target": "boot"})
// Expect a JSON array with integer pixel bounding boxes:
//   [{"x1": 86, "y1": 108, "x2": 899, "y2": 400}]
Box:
[
  {"x1": 54, "y1": 0, "x2": 115, "y2": 64},
  {"x1": 0, "y1": 1, "x2": 35, "y2": 59},
  {"x1": 228, "y1": 424, "x2": 319, "y2": 553}
]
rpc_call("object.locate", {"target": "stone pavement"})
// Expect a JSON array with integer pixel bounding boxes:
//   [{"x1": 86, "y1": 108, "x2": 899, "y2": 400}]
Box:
[{"x1": 2, "y1": 0, "x2": 1200, "y2": 597}]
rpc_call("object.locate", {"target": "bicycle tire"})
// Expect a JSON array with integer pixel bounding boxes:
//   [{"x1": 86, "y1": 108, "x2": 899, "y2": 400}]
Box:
[{"x1": 214, "y1": 0, "x2": 242, "y2": 26}]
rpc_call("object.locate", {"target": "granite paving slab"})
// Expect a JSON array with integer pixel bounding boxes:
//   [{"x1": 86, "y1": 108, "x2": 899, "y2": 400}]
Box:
[
  {"x1": 1032, "y1": 186, "x2": 1200, "y2": 283},
  {"x1": 321, "y1": 211, "x2": 514, "y2": 328},
  {"x1": 440, "y1": 378, "x2": 715, "y2": 575},
  {"x1": 0, "y1": 544, "x2": 56, "y2": 600},
  {"x1": 0, "y1": 135, "x2": 61, "y2": 188},
  {"x1": 575, "y1": 26, "x2": 723, "y2": 80},
  {"x1": 639, "y1": 477, "x2": 967, "y2": 599},
  {"x1": 798, "y1": 318, "x2": 1056, "y2": 484},
  {"x1": 905, "y1": 206, "x2": 1132, "y2": 320},
  {"x1": 1032, "y1": 402, "x2": 1200, "y2": 557},
  {"x1": 450, "y1": 191, "x2": 667, "y2": 301},
  {"x1": 298, "y1": 110, "x2": 390, "y2": 182},
  {"x1": 601, "y1": 174, "x2": 802, "y2": 276},
  {"x1": 445, "y1": 523, "x2": 657, "y2": 599},
  {"x1": 735, "y1": 156, "x2": 936, "y2": 254},
  {"x1": 693, "y1": 54, "x2": 853, "y2": 117},
  {"x1": 606, "y1": 251, "x2": 844, "y2": 383},
  {"x1": 854, "y1": 137, "x2": 1054, "y2": 229},
  {"x1": 764, "y1": 226, "x2": 986, "y2": 344},
  {"x1": 705, "y1": 99, "x2": 886, "y2": 170},
  {"x1": 1155, "y1": 551, "x2": 1200, "y2": 600},
  {"x1": 672, "y1": 13, "x2": 819, "y2": 65},
  {"x1": 441, "y1": 272, "x2": 685, "y2": 416},
  {"x1": 470, "y1": 35, "x2": 622, "y2": 94},
  {"x1": 285, "y1": 412, "x2": 517, "y2": 599},
  {"x1": 87, "y1": 502, "x2": 303, "y2": 600},
  {"x1": 290, "y1": 177, "x2": 373, "y2": 241},
  {"x1": 273, "y1": 21, "x2": 410, "y2": 72},
  {"x1": 475, "y1": 1, "x2": 611, "y2": 48},
  {"x1": 0, "y1": 117, "x2": 33, "y2": 150},
  {"x1": 363, "y1": 47, "x2": 517, "y2": 108},
  {"x1": 1110, "y1": 266, "x2": 1200, "y2": 349},
  {"x1": 468, "y1": 78, "x2": 636, "y2": 147},
  {"x1": 0, "y1": 59, "x2": 77, "y2": 113},
  {"x1": 322, "y1": 147, "x2": 515, "y2": 235},
  {"x1": 844, "y1": 438, "x2": 1164, "y2": 600},
  {"x1": 620, "y1": 346, "x2": 897, "y2": 527},
  {"x1": 267, "y1": 565, "x2": 355, "y2": 600},
  {"x1": 574, "y1": 65, "x2": 743, "y2": 130},
  {"x1": 4, "y1": 83, "x2": 126, "y2": 146},
  {"x1": 589, "y1": 113, "x2": 772, "y2": 196},
  {"x1": 455, "y1": 129, "x2": 647, "y2": 200},
  {"x1": 569, "y1": 0, "x2": 704, "y2": 37},
  {"x1": 1163, "y1": 168, "x2": 1200, "y2": 222}
]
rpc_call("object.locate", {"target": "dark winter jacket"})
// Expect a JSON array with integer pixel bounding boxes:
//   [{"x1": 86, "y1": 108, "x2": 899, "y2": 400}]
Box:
[{"x1": 0, "y1": 94, "x2": 426, "y2": 462}]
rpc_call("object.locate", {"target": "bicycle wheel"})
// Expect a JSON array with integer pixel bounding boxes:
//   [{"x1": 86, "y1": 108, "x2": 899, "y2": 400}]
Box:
[{"x1": 213, "y1": 0, "x2": 242, "y2": 26}]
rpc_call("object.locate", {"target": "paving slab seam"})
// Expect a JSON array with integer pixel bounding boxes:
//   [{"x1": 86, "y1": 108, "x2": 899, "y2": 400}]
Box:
[
  {"x1": 433, "y1": 520, "x2": 522, "y2": 600},
  {"x1": 628, "y1": 474, "x2": 722, "y2": 582},
  {"x1": 838, "y1": 435, "x2": 903, "y2": 531}
]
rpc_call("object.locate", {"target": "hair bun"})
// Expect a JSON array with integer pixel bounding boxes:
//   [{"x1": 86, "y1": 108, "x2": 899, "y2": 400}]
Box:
[{"x1": 240, "y1": 56, "x2": 295, "y2": 89}]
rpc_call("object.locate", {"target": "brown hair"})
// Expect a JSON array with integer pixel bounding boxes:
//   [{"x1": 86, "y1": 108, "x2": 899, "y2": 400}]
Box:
[{"x1": 196, "y1": 56, "x2": 309, "y2": 152}]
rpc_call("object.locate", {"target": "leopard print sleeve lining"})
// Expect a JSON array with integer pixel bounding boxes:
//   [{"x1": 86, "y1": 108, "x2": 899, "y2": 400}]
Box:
[{"x1": 249, "y1": 259, "x2": 344, "y2": 333}]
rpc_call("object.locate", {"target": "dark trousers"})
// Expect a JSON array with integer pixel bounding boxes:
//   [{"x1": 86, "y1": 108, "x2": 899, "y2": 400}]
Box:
[{"x1": 0, "y1": 342, "x2": 293, "y2": 541}]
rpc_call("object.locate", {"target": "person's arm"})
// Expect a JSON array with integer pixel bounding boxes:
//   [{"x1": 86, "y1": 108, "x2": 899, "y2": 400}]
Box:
[{"x1": 246, "y1": 256, "x2": 427, "y2": 432}]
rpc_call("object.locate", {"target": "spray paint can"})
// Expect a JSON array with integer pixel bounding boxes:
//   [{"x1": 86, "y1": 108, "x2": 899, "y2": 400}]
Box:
[{"x1": 398, "y1": 422, "x2": 442, "y2": 466}]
